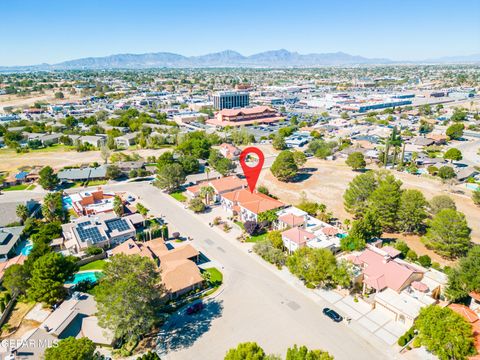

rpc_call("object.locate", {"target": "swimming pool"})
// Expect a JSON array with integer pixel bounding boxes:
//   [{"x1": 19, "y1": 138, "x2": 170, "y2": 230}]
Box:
[
  {"x1": 63, "y1": 196, "x2": 73, "y2": 209},
  {"x1": 20, "y1": 244, "x2": 33, "y2": 256},
  {"x1": 337, "y1": 233, "x2": 348, "y2": 239},
  {"x1": 65, "y1": 271, "x2": 102, "y2": 285}
]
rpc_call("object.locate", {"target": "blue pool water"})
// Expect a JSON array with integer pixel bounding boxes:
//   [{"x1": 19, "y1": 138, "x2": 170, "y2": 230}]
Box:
[
  {"x1": 65, "y1": 271, "x2": 101, "y2": 285},
  {"x1": 20, "y1": 244, "x2": 33, "y2": 256},
  {"x1": 466, "y1": 183, "x2": 479, "y2": 191},
  {"x1": 63, "y1": 196, "x2": 73, "y2": 209},
  {"x1": 337, "y1": 233, "x2": 348, "y2": 239}
]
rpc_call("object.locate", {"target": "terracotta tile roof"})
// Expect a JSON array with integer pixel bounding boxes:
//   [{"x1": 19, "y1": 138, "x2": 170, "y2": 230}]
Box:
[
  {"x1": 186, "y1": 176, "x2": 246, "y2": 195},
  {"x1": 322, "y1": 227, "x2": 338, "y2": 236},
  {"x1": 160, "y1": 259, "x2": 204, "y2": 294},
  {"x1": 278, "y1": 213, "x2": 305, "y2": 227},
  {"x1": 353, "y1": 248, "x2": 422, "y2": 292},
  {"x1": 0, "y1": 255, "x2": 26, "y2": 280},
  {"x1": 448, "y1": 303, "x2": 480, "y2": 356},
  {"x1": 219, "y1": 106, "x2": 275, "y2": 117},
  {"x1": 158, "y1": 244, "x2": 199, "y2": 263},
  {"x1": 109, "y1": 239, "x2": 156, "y2": 260},
  {"x1": 222, "y1": 189, "x2": 284, "y2": 215},
  {"x1": 470, "y1": 291, "x2": 480, "y2": 302},
  {"x1": 282, "y1": 227, "x2": 316, "y2": 245}
]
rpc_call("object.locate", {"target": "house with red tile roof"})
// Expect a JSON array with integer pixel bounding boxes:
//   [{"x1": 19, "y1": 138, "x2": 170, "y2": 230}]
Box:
[
  {"x1": 186, "y1": 175, "x2": 246, "y2": 203},
  {"x1": 449, "y1": 303, "x2": 480, "y2": 359},
  {"x1": 345, "y1": 244, "x2": 448, "y2": 327},
  {"x1": 218, "y1": 143, "x2": 241, "y2": 160},
  {"x1": 281, "y1": 227, "x2": 316, "y2": 253},
  {"x1": 220, "y1": 189, "x2": 284, "y2": 222},
  {"x1": 352, "y1": 247, "x2": 424, "y2": 293}
]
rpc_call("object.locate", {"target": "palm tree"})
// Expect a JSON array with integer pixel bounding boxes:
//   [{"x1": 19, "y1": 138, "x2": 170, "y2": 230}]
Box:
[
  {"x1": 16, "y1": 204, "x2": 29, "y2": 224},
  {"x1": 200, "y1": 186, "x2": 215, "y2": 205},
  {"x1": 205, "y1": 167, "x2": 211, "y2": 182}
]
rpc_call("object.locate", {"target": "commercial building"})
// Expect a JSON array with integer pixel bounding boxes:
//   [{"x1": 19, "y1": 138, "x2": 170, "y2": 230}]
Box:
[
  {"x1": 207, "y1": 106, "x2": 283, "y2": 127},
  {"x1": 213, "y1": 91, "x2": 249, "y2": 110}
]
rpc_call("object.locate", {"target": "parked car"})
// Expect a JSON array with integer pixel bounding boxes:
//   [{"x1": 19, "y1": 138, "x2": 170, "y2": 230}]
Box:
[
  {"x1": 322, "y1": 308, "x2": 343, "y2": 322},
  {"x1": 127, "y1": 195, "x2": 135, "y2": 202},
  {"x1": 186, "y1": 302, "x2": 205, "y2": 315}
]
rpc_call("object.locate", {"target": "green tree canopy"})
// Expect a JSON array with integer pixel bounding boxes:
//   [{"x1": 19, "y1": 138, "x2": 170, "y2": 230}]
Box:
[
  {"x1": 95, "y1": 254, "x2": 163, "y2": 342},
  {"x1": 39, "y1": 166, "x2": 59, "y2": 190},
  {"x1": 156, "y1": 163, "x2": 186, "y2": 192},
  {"x1": 428, "y1": 195, "x2": 456, "y2": 215},
  {"x1": 415, "y1": 305, "x2": 475, "y2": 360},
  {"x1": 287, "y1": 247, "x2": 350, "y2": 288},
  {"x1": 41, "y1": 192, "x2": 67, "y2": 223},
  {"x1": 286, "y1": 345, "x2": 334, "y2": 360},
  {"x1": 345, "y1": 152, "x2": 366, "y2": 170},
  {"x1": 3, "y1": 264, "x2": 30, "y2": 296},
  {"x1": 343, "y1": 171, "x2": 378, "y2": 216},
  {"x1": 446, "y1": 246, "x2": 480, "y2": 301},
  {"x1": 397, "y1": 189, "x2": 428, "y2": 234},
  {"x1": 224, "y1": 342, "x2": 266, "y2": 360},
  {"x1": 272, "y1": 134, "x2": 286, "y2": 150},
  {"x1": 443, "y1": 148, "x2": 463, "y2": 162},
  {"x1": 368, "y1": 174, "x2": 403, "y2": 232},
  {"x1": 292, "y1": 151, "x2": 307, "y2": 168},
  {"x1": 270, "y1": 150, "x2": 298, "y2": 182},
  {"x1": 44, "y1": 337, "x2": 96, "y2": 360},
  {"x1": 422, "y1": 209, "x2": 471, "y2": 259},
  {"x1": 340, "y1": 211, "x2": 382, "y2": 251},
  {"x1": 446, "y1": 123, "x2": 465, "y2": 140},
  {"x1": 27, "y1": 252, "x2": 78, "y2": 305}
]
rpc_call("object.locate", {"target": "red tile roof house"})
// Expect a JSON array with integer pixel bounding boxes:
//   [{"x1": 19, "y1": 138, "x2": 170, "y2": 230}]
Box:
[
  {"x1": 218, "y1": 143, "x2": 241, "y2": 160},
  {"x1": 347, "y1": 245, "x2": 443, "y2": 327},
  {"x1": 220, "y1": 189, "x2": 284, "y2": 222},
  {"x1": 281, "y1": 227, "x2": 316, "y2": 253},
  {"x1": 351, "y1": 246, "x2": 424, "y2": 295},
  {"x1": 185, "y1": 175, "x2": 247, "y2": 203},
  {"x1": 448, "y1": 303, "x2": 480, "y2": 359}
]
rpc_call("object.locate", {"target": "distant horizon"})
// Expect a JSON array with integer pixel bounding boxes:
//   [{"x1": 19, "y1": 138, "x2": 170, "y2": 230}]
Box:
[
  {"x1": 1, "y1": 0, "x2": 479, "y2": 66},
  {"x1": 4, "y1": 48, "x2": 480, "y2": 68}
]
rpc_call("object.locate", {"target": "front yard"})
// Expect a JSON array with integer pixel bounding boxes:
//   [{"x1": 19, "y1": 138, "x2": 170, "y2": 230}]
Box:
[
  {"x1": 2, "y1": 183, "x2": 36, "y2": 191},
  {"x1": 170, "y1": 191, "x2": 187, "y2": 202}
]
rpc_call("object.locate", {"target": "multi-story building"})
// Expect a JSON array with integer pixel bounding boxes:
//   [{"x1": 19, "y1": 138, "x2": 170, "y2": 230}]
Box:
[{"x1": 213, "y1": 91, "x2": 249, "y2": 110}]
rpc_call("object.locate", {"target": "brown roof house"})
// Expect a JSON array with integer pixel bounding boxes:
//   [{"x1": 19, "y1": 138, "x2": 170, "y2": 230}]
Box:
[{"x1": 109, "y1": 238, "x2": 203, "y2": 299}]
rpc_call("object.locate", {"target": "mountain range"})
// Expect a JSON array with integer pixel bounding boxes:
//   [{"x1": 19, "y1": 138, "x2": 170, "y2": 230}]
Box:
[{"x1": 2, "y1": 49, "x2": 480, "y2": 70}]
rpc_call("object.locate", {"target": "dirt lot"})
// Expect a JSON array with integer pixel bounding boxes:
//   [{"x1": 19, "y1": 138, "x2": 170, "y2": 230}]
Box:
[
  {"x1": 0, "y1": 148, "x2": 170, "y2": 173},
  {"x1": 0, "y1": 90, "x2": 83, "y2": 110},
  {"x1": 259, "y1": 154, "x2": 480, "y2": 246}
]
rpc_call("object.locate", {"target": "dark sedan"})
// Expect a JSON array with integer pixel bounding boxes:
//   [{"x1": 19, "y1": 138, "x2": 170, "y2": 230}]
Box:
[{"x1": 322, "y1": 308, "x2": 343, "y2": 322}]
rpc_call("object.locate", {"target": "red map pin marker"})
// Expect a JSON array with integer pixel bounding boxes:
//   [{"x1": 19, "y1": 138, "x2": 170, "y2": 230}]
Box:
[{"x1": 240, "y1": 147, "x2": 265, "y2": 193}]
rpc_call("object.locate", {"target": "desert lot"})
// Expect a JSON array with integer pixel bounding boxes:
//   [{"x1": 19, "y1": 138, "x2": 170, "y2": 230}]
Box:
[
  {"x1": 0, "y1": 148, "x2": 169, "y2": 173},
  {"x1": 259, "y1": 157, "x2": 480, "y2": 248},
  {"x1": 0, "y1": 90, "x2": 83, "y2": 110}
]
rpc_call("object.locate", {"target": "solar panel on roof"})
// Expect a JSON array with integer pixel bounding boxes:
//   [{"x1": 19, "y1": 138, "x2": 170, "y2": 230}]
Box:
[{"x1": 106, "y1": 219, "x2": 130, "y2": 233}]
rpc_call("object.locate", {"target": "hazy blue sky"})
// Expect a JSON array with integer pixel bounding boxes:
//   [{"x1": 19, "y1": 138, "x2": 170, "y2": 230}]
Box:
[{"x1": 1, "y1": 0, "x2": 479, "y2": 66}]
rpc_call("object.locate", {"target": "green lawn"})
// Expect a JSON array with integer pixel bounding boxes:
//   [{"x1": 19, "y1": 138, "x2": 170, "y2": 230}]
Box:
[
  {"x1": 203, "y1": 267, "x2": 223, "y2": 286},
  {"x1": 79, "y1": 259, "x2": 107, "y2": 271},
  {"x1": 3, "y1": 184, "x2": 29, "y2": 191},
  {"x1": 234, "y1": 221, "x2": 244, "y2": 229},
  {"x1": 26, "y1": 184, "x2": 36, "y2": 190},
  {"x1": 170, "y1": 191, "x2": 187, "y2": 202},
  {"x1": 86, "y1": 179, "x2": 107, "y2": 186},
  {"x1": 30, "y1": 144, "x2": 76, "y2": 153},
  {"x1": 246, "y1": 232, "x2": 268, "y2": 243}
]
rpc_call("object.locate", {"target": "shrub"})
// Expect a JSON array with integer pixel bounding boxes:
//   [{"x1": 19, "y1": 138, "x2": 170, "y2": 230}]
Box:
[
  {"x1": 418, "y1": 255, "x2": 432, "y2": 268},
  {"x1": 398, "y1": 336, "x2": 407, "y2": 347},
  {"x1": 85, "y1": 246, "x2": 103, "y2": 256},
  {"x1": 406, "y1": 250, "x2": 418, "y2": 261},
  {"x1": 244, "y1": 221, "x2": 260, "y2": 235}
]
